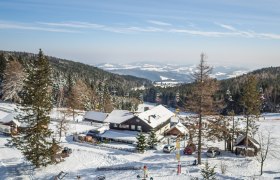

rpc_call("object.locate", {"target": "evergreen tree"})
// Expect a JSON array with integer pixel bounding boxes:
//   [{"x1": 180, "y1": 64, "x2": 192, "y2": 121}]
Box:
[
  {"x1": 136, "y1": 132, "x2": 147, "y2": 153},
  {"x1": 240, "y1": 75, "x2": 261, "y2": 151},
  {"x1": 0, "y1": 53, "x2": 7, "y2": 82},
  {"x1": 103, "y1": 84, "x2": 113, "y2": 113},
  {"x1": 50, "y1": 138, "x2": 62, "y2": 163},
  {"x1": 147, "y1": 129, "x2": 157, "y2": 149},
  {"x1": 201, "y1": 161, "x2": 216, "y2": 180},
  {"x1": 0, "y1": 53, "x2": 7, "y2": 96},
  {"x1": 225, "y1": 89, "x2": 237, "y2": 152},
  {"x1": 96, "y1": 81, "x2": 105, "y2": 111},
  {"x1": 65, "y1": 73, "x2": 73, "y2": 98},
  {"x1": 11, "y1": 49, "x2": 58, "y2": 168}
]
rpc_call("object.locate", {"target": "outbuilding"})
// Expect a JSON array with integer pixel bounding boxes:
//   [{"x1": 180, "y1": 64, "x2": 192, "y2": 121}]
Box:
[
  {"x1": 234, "y1": 135, "x2": 260, "y2": 156},
  {"x1": 165, "y1": 122, "x2": 188, "y2": 137},
  {"x1": 83, "y1": 111, "x2": 108, "y2": 124}
]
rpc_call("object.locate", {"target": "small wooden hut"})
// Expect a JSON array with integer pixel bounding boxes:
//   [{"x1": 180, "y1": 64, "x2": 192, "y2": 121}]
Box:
[{"x1": 234, "y1": 135, "x2": 260, "y2": 156}]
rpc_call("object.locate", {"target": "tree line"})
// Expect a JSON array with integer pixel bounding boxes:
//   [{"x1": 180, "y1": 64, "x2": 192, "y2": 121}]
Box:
[
  {"x1": 139, "y1": 66, "x2": 280, "y2": 114},
  {"x1": 0, "y1": 50, "x2": 148, "y2": 112}
]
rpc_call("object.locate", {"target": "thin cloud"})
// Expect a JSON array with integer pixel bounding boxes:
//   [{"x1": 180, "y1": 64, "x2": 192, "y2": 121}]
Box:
[
  {"x1": 169, "y1": 29, "x2": 241, "y2": 37},
  {"x1": 0, "y1": 21, "x2": 80, "y2": 33},
  {"x1": 125, "y1": 26, "x2": 163, "y2": 32},
  {"x1": 216, "y1": 23, "x2": 280, "y2": 40},
  {"x1": 1, "y1": 20, "x2": 280, "y2": 40},
  {"x1": 147, "y1": 20, "x2": 172, "y2": 26},
  {"x1": 40, "y1": 21, "x2": 165, "y2": 34},
  {"x1": 37, "y1": 20, "x2": 280, "y2": 39},
  {"x1": 38, "y1": 22, "x2": 104, "y2": 28},
  {"x1": 217, "y1": 23, "x2": 236, "y2": 31}
]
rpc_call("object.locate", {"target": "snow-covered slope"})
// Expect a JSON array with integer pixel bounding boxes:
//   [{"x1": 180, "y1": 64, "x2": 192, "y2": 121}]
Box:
[{"x1": 1, "y1": 102, "x2": 280, "y2": 179}]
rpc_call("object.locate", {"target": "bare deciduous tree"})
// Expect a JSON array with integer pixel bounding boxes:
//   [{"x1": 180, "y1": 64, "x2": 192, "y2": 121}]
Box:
[
  {"x1": 56, "y1": 109, "x2": 69, "y2": 142},
  {"x1": 256, "y1": 130, "x2": 279, "y2": 175},
  {"x1": 67, "y1": 80, "x2": 91, "y2": 121},
  {"x1": 2, "y1": 60, "x2": 26, "y2": 102},
  {"x1": 187, "y1": 53, "x2": 219, "y2": 164}
]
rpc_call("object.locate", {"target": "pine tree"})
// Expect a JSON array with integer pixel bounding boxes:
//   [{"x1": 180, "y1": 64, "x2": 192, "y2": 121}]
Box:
[
  {"x1": 147, "y1": 129, "x2": 157, "y2": 149},
  {"x1": 201, "y1": 161, "x2": 216, "y2": 180},
  {"x1": 0, "y1": 53, "x2": 7, "y2": 96},
  {"x1": 225, "y1": 89, "x2": 237, "y2": 152},
  {"x1": 65, "y1": 73, "x2": 73, "y2": 98},
  {"x1": 50, "y1": 138, "x2": 62, "y2": 163},
  {"x1": 240, "y1": 75, "x2": 261, "y2": 151},
  {"x1": 0, "y1": 53, "x2": 7, "y2": 82},
  {"x1": 103, "y1": 84, "x2": 114, "y2": 113},
  {"x1": 11, "y1": 49, "x2": 58, "y2": 168},
  {"x1": 136, "y1": 132, "x2": 147, "y2": 153}
]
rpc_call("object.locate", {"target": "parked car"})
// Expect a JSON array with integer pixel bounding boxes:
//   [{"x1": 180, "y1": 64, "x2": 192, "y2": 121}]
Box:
[
  {"x1": 163, "y1": 145, "x2": 175, "y2": 153},
  {"x1": 86, "y1": 130, "x2": 103, "y2": 140},
  {"x1": 87, "y1": 130, "x2": 99, "y2": 137},
  {"x1": 206, "y1": 147, "x2": 221, "y2": 158},
  {"x1": 183, "y1": 147, "x2": 193, "y2": 155},
  {"x1": 61, "y1": 147, "x2": 72, "y2": 158},
  {"x1": 94, "y1": 175, "x2": 106, "y2": 180},
  {"x1": 183, "y1": 142, "x2": 196, "y2": 155},
  {"x1": 62, "y1": 147, "x2": 72, "y2": 154}
]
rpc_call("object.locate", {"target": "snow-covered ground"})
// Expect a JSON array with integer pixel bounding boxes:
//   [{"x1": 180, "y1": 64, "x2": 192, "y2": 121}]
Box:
[
  {"x1": 1, "y1": 118, "x2": 280, "y2": 179},
  {"x1": 1, "y1": 102, "x2": 280, "y2": 179}
]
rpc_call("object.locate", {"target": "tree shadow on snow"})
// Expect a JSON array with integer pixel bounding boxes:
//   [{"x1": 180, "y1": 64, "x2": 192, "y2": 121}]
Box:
[
  {"x1": 0, "y1": 160, "x2": 33, "y2": 179},
  {"x1": 264, "y1": 171, "x2": 280, "y2": 175},
  {"x1": 216, "y1": 174, "x2": 242, "y2": 180}
]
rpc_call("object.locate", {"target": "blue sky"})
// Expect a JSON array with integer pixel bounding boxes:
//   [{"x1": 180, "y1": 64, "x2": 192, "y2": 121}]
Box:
[{"x1": 0, "y1": 0, "x2": 280, "y2": 68}]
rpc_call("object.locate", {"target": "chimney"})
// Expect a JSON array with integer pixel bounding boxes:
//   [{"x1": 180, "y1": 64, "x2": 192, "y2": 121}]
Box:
[{"x1": 148, "y1": 115, "x2": 151, "y2": 123}]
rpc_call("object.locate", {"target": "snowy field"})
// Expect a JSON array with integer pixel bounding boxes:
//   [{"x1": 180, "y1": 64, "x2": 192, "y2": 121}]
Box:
[
  {"x1": 1, "y1": 118, "x2": 280, "y2": 179},
  {"x1": 1, "y1": 102, "x2": 280, "y2": 179}
]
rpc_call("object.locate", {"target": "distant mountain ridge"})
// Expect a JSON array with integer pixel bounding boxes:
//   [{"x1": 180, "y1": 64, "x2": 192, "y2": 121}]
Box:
[
  {"x1": 97, "y1": 62, "x2": 249, "y2": 83},
  {"x1": 141, "y1": 66, "x2": 280, "y2": 113}
]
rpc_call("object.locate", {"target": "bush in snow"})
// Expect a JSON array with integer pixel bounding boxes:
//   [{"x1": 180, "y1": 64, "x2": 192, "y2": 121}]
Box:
[
  {"x1": 147, "y1": 129, "x2": 157, "y2": 149},
  {"x1": 201, "y1": 160, "x2": 216, "y2": 180},
  {"x1": 220, "y1": 161, "x2": 227, "y2": 174},
  {"x1": 136, "y1": 132, "x2": 147, "y2": 153}
]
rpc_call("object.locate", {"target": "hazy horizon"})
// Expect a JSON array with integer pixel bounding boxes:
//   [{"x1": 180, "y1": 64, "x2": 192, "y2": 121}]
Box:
[{"x1": 0, "y1": 0, "x2": 280, "y2": 69}]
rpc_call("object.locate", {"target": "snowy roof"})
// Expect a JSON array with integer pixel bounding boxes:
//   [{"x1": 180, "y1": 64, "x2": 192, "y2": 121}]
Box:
[
  {"x1": 171, "y1": 116, "x2": 179, "y2": 123},
  {"x1": 100, "y1": 129, "x2": 138, "y2": 143},
  {"x1": 137, "y1": 103, "x2": 156, "y2": 113},
  {"x1": 137, "y1": 105, "x2": 174, "y2": 128},
  {"x1": 235, "y1": 135, "x2": 260, "y2": 149},
  {"x1": 83, "y1": 111, "x2": 108, "y2": 122},
  {"x1": 0, "y1": 102, "x2": 16, "y2": 113},
  {"x1": 104, "y1": 110, "x2": 135, "y2": 124},
  {"x1": 166, "y1": 122, "x2": 188, "y2": 134},
  {"x1": 50, "y1": 108, "x2": 85, "y2": 122},
  {"x1": 0, "y1": 113, "x2": 20, "y2": 126},
  {"x1": 0, "y1": 111, "x2": 9, "y2": 120}
]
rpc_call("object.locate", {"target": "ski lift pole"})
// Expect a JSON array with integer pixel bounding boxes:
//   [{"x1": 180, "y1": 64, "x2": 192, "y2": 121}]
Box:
[
  {"x1": 177, "y1": 160, "x2": 181, "y2": 175},
  {"x1": 176, "y1": 138, "x2": 181, "y2": 175}
]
